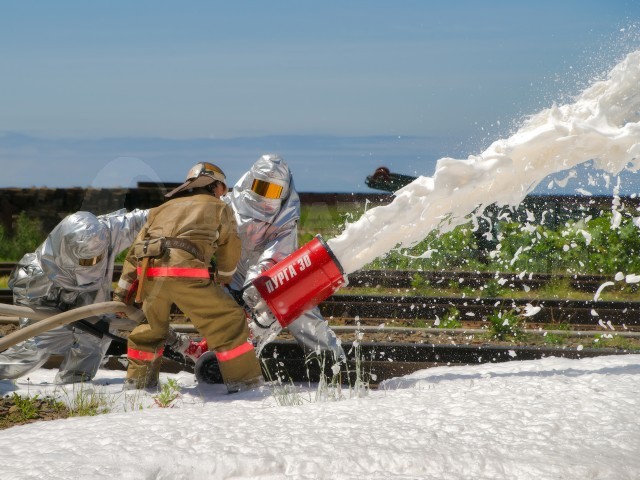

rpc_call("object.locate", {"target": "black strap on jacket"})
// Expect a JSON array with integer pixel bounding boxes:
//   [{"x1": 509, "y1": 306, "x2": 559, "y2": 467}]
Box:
[{"x1": 165, "y1": 237, "x2": 205, "y2": 263}]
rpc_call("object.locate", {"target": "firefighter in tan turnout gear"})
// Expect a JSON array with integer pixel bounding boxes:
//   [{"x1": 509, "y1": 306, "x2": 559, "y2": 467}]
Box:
[{"x1": 114, "y1": 162, "x2": 263, "y2": 391}]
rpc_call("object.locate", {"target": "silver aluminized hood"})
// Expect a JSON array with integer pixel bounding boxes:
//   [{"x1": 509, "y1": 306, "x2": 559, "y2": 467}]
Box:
[
  {"x1": 37, "y1": 212, "x2": 109, "y2": 292},
  {"x1": 225, "y1": 154, "x2": 300, "y2": 227}
]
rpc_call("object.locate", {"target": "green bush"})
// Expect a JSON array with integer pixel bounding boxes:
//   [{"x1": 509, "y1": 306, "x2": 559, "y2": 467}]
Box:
[
  {"x1": 3, "y1": 203, "x2": 640, "y2": 278},
  {"x1": 365, "y1": 223, "x2": 486, "y2": 271},
  {"x1": 487, "y1": 309, "x2": 521, "y2": 341},
  {"x1": 298, "y1": 204, "x2": 640, "y2": 278},
  {"x1": 486, "y1": 212, "x2": 640, "y2": 275},
  {"x1": 582, "y1": 216, "x2": 640, "y2": 274},
  {"x1": 0, "y1": 213, "x2": 44, "y2": 261},
  {"x1": 436, "y1": 307, "x2": 462, "y2": 329}
]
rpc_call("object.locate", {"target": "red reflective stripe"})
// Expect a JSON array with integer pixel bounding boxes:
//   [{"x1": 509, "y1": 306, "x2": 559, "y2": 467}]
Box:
[
  {"x1": 215, "y1": 342, "x2": 254, "y2": 362},
  {"x1": 128, "y1": 347, "x2": 164, "y2": 361},
  {"x1": 136, "y1": 267, "x2": 210, "y2": 278}
]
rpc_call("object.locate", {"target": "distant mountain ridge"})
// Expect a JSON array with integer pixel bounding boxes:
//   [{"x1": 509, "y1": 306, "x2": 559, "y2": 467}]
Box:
[
  {"x1": 0, "y1": 131, "x2": 459, "y2": 193},
  {"x1": 1, "y1": 131, "x2": 637, "y2": 196}
]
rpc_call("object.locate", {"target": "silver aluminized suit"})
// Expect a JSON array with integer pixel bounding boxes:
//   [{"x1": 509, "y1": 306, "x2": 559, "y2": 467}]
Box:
[
  {"x1": 224, "y1": 154, "x2": 345, "y2": 361},
  {"x1": 0, "y1": 209, "x2": 147, "y2": 383}
]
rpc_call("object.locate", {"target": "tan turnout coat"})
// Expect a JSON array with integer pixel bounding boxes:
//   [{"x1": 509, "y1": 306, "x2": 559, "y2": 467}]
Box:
[{"x1": 116, "y1": 190, "x2": 262, "y2": 389}]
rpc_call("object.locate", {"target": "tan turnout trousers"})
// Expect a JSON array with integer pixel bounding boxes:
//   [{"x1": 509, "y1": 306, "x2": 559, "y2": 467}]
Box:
[
  {"x1": 127, "y1": 276, "x2": 261, "y2": 389},
  {"x1": 118, "y1": 191, "x2": 263, "y2": 390}
]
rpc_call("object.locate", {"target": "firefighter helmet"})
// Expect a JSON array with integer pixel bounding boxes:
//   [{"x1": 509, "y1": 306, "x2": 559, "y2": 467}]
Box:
[{"x1": 165, "y1": 162, "x2": 228, "y2": 198}]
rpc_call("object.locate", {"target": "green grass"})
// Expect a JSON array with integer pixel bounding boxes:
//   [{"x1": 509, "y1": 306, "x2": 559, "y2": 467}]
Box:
[
  {"x1": 10, "y1": 392, "x2": 41, "y2": 420},
  {"x1": 592, "y1": 334, "x2": 640, "y2": 350},
  {"x1": 543, "y1": 332, "x2": 569, "y2": 345},
  {"x1": 60, "y1": 384, "x2": 114, "y2": 417},
  {"x1": 484, "y1": 310, "x2": 522, "y2": 341},
  {"x1": 436, "y1": 307, "x2": 462, "y2": 329},
  {"x1": 298, "y1": 203, "x2": 365, "y2": 244},
  {"x1": 0, "y1": 212, "x2": 44, "y2": 261},
  {"x1": 339, "y1": 283, "x2": 638, "y2": 303}
]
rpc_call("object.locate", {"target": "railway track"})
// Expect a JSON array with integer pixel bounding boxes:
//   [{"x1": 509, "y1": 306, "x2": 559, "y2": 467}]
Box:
[
  {"x1": 346, "y1": 269, "x2": 619, "y2": 292},
  {"x1": 1, "y1": 290, "x2": 639, "y2": 330},
  {"x1": 101, "y1": 339, "x2": 633, "y2": 386},
  {"x1": 0, "y1": 263, "x2": 623, "y2": 291},
  {"x1": 3, "y1": 261, "x2": 638, "y2": 383},
  {"x1": 18, "y1": 334, "x2": 630, "y2": 386},
  {"x1": 2, "y1": 311, "x2": 637, "y2": 385},
  {"x1": 321, "y1": 294, "x2": 640, "y2": 329}
]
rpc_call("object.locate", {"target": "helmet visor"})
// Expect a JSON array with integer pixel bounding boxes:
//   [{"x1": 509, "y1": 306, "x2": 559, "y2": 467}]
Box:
[
  {"x1": 78, "y1": 253, "x2": 104, "y2": 267},
  {"x1": 251, "y1": 179, "x2": 283, "y2": 199},
  {"x1": 189, "y1": 162, "x2": 226, "y2": 183},
  {"x1": 166, "y1": 162, "x2": 228, "y2": 198}
]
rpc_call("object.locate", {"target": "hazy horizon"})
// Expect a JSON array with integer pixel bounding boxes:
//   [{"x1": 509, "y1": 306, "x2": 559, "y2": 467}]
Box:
[{"x1": 3, "y1": 130, "x2": 639, "y2": 196}]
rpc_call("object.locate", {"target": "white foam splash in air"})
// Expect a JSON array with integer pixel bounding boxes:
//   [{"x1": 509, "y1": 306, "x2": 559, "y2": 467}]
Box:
[{"x1": 329, "y1": 50, "x2": 640, "y2": 274}]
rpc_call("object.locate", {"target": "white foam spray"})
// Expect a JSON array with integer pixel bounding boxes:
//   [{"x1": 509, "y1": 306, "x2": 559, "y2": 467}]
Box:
[{"x1": 328, "y1": 50, "x2": 640, "y2": 275}]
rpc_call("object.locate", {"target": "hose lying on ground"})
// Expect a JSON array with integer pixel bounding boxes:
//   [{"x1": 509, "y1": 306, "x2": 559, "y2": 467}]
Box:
[{"x1": 0, "y1": 302, "x2": 145, "y2": 352}]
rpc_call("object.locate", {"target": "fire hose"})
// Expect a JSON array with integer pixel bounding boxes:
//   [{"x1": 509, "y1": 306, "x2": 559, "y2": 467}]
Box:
[{"x1": 0, "y1": 302, "x2": 144, "y2": 352}]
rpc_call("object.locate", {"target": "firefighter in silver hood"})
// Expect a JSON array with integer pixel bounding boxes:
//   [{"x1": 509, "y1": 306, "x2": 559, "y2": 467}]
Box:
[
  {"x1": 225, "y1": 154, "x2": 345, "y2": 362},
  {"x1": 0, "y1": 209, "x2": 147, "y2": 384}
]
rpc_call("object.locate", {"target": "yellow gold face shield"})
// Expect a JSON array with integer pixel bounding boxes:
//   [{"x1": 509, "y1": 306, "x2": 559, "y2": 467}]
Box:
[
  {"x1": 78, "y1": 253, "x2": 104, "y2": 267},
  {"x1": 251, "y1": 179, "x2": 284, "y2": 199}
]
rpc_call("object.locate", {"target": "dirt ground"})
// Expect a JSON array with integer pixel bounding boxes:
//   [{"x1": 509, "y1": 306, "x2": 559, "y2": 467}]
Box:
[
  {"x1": 0, "y1": 393, "x2": 70, "y2": 430},
  {"x1": 0, "y1": 323, "x2": 70, "y2": 429}
]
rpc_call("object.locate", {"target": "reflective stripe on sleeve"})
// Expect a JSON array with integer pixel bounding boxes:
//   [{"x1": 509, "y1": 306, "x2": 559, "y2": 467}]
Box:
[
  {"x1": 117, "y1": 278, "x2": 132, "y2": 290},
  {"x1": 217, "y1": 267, "x2": 237, "y2": 277},
  {"x1": 128, "y1": 347, "x2": 165, "y2": 361},
  {"x1": 215, "y1": 341, "x2": 254, "y2": 362},
  {"x1": 136, "y1": 267, "x2": 210, "y2": 278}
]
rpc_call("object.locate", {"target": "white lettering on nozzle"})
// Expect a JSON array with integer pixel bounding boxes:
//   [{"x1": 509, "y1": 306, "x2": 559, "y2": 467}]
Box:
[{"x1": 264, "y1": 254, "x2": 312, "y2": 294}]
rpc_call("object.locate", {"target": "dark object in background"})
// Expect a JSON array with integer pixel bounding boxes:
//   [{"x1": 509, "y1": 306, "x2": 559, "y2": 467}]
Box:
[
  {"x1": 194, "y1": 351, "x2": 223, "y2": 384},
  {"x1": 365, "y1": 167, "x2": 417, "y2": 192}
]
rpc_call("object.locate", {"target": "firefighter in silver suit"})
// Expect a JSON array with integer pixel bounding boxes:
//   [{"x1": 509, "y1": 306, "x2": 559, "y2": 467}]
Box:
[
  {"x1": 225, "y1": 154, "x2": 345, "y2": 362},
  {"x1": 0, "y1": 209, "x2": 147, "y2": 384}
]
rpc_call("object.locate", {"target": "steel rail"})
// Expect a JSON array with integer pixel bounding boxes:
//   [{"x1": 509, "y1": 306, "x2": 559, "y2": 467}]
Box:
[
  {"x1": 2, "y1": 289, "x2": 639, "y2": 327},
  {"x1": 0, "y1": 263, "x2": 624, "y2": 290}
]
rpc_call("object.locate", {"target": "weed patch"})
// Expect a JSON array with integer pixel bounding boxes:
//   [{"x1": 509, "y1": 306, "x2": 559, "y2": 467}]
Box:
[
  {"x1": 0, "y1": 393, "x2": 69, "y2": 429},
  {"x1": 153, "y1": 378, "x2": 181, "y2": 408},
  {"x1": 486, "y1": 310, "x2": 522, "y2": 341}
]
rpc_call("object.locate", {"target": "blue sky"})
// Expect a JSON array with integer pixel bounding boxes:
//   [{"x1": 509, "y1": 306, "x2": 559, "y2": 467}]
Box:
[{"x1": 1, "y1": 1, "x2": 639, "y2": 191}]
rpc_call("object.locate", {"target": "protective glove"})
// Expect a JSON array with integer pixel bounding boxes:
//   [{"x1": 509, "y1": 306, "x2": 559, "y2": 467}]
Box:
[
  {"x1": 113, "y1": 279, "x2": 139, "y2": 306},
  {"x1": 226, "y1": 286, "x2": 245, "y2": 306},
  {"x1": 242, "y1": 284, "x2": 282, "y2": 353},
  {"x1": 241, "y1": 284, "x2": 263, "y2": 313},
  {"x1": 242, "y1": 284, "x2": 278, "y2": 330},
  {"x1": 183, "y1": 338, "x2": 208, "y2": 362},
  {"x1": 165, "y1": 329, "x2": 208, "y2": 362}
]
